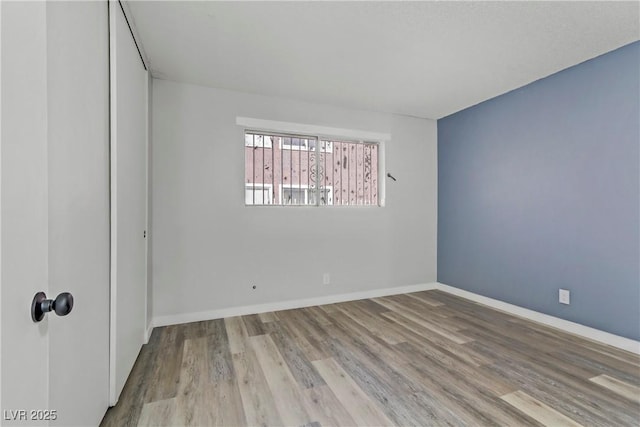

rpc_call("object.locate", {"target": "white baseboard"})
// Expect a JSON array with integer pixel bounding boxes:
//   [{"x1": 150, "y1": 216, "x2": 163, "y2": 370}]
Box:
[
  {"x1": 152, "y1": 282, "x2": 438, "y2": 328},
  {"x1": 436, "y1": 282, "x2": 640, "y2": 355},
  {"x1": 150, "y1": 280, "x2": 639, "y2": 355},
  {"x1": 144, "y1": 323, "x2": 154, "y2": 344}
]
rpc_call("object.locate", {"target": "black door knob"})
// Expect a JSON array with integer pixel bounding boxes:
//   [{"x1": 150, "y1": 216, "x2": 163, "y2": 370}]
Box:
[
  {"x1": 31, "y1": 291, "x2": 74, "y2": 322},
  {"x1": 52, "y1": 292, "x2": 74, "y2": 316}
]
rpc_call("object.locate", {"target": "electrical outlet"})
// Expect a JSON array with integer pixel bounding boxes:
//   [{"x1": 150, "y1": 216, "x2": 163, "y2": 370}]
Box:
[
  {"x1": 323, "y1": 273, "x2": 331, "y2": 285},
  {"x1": 559, "y1": 289, "x2": 570, "y2": 305}
]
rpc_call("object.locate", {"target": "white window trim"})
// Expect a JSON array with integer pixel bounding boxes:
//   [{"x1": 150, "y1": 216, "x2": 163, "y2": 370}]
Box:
[{"x1": 237, "y1": 116, "x2": 390, "y2": 142}]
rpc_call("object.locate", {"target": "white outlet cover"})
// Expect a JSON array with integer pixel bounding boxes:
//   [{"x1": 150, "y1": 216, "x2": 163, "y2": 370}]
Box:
[
  {"x1": 323, "y1": 273, "x2": 330, "y2": 285},
  {"x1": 559, "y1": 289, "x2": 570, "y2": 305}
]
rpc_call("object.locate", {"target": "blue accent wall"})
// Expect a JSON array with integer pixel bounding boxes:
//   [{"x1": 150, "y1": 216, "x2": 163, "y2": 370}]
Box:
[{"x1": 438, "y1": 41, "x2": 640, "y2": 341}]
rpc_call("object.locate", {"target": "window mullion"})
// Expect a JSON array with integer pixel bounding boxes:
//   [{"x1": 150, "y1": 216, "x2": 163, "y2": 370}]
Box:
[{"x1": 314, "y1": 136, "x2": 320, "y2": 206}]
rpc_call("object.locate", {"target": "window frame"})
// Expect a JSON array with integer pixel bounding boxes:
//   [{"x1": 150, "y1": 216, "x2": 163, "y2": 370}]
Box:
[{"x1": 243, "y1": 128, "x2": 384, "y2": 208}]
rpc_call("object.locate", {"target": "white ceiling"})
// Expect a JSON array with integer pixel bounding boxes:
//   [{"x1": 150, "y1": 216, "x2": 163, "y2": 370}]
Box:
[{"x1": 127, "y1": 1, "x2": 639, "y2": 119}]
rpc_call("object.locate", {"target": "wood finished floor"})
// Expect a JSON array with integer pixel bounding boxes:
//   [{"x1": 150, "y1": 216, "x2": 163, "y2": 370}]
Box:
[{"x1": 100, "y1": 290, "x2": 640, "y2": 427}]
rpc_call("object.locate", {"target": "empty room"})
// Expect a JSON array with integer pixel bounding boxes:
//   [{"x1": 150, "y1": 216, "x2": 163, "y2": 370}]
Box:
[{"x1": 1, "y1": 1, "x2": 639, "y2": 426}]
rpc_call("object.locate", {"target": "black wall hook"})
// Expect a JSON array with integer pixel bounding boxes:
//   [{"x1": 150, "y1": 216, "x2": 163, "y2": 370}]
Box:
[{"x1": 387, "y1": 173, "x2": 397, "y2": 181}]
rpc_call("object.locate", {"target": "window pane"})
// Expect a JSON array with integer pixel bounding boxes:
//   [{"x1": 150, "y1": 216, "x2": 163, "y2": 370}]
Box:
[
  {"x1": 325, "y1": 140, "x2": 378, "y2": 206},
  {"x1": 310, "y1": 188, "x2": 332, "y2": 205},
  {"x1": 245, "y1": 131, "x2": 378, "y2": 207},
  {"x1": 245, "y1": 185, "x2": 272, "y2": 205},
  {"x1": 282, "y1": 188, "x2": 306, "y2": 205},
  {"x1": 245, "y1": 133, "x2": 272, "y2": 148}
]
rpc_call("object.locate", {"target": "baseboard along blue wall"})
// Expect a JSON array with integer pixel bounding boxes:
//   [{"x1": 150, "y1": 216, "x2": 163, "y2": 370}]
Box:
[{"x1": 438, "y1": 41, "x2": 640, "y2": 340}]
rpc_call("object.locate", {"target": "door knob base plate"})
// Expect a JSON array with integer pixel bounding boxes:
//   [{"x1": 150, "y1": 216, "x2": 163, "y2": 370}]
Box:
[{"x1": 31, "y1": 291, "x2": 47, "y2": 322}]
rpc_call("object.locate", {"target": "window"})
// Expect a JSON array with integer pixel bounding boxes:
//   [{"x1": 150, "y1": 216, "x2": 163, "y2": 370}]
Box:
[
  {"x1": 280, "y1": 137, "x2": 313, "y2": 151},
  {"x1": 280, "y1": 185, "x2": 333, "y2": 205},
  {"x1": 245, "y1": 131, "x2": 379, "y2": 206},
  {"x1": 280, "y1": 138, "x2": 333, "y2": 153},
  {"x1": 310, "y1": 187, "x2": 332, "y2": 205},
  {"x1": 245, "y1": 133, "x2": 273, "y2": 148},
  {"x1": 245, "y1": 183, "x2": 273, "y2": 205},
  {"x1": 281, "y1": 186, "x2": 307, "y2": 205}
]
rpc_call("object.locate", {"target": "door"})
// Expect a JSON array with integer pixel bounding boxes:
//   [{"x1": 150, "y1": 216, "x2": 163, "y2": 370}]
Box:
[
  {"x1": 1, "y1": 1, "x2": 110, "y2": 426},
  {"x1": 47, "y1": 2, "x2": 111, "y2": 425},
  {"x1": 109, "y1": 0, "x2": 149, "y2": 405},
  {"x1": 1, "y1": 2, "x2": 50, "y2": 423}
]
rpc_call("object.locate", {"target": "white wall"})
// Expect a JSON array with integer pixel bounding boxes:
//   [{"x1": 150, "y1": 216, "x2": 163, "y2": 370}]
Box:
[{"x1": 151, "y1": 79, "x2": 437, "y2": 322}]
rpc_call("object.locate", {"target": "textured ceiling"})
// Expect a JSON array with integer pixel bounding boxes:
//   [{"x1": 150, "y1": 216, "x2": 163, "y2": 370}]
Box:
[{"x1": 127, "y1": 1, "x2": 639, "y2": 119}]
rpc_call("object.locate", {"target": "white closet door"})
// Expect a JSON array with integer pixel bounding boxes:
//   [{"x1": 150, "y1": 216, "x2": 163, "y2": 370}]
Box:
[{"x1": 109, "y1": 0, "x2": 149, "y2": 405}]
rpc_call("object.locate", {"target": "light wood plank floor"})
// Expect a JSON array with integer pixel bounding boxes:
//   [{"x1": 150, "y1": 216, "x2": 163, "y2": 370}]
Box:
[{"x1": 101, "y1": 290, "x2": 640, "y2": 426}]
